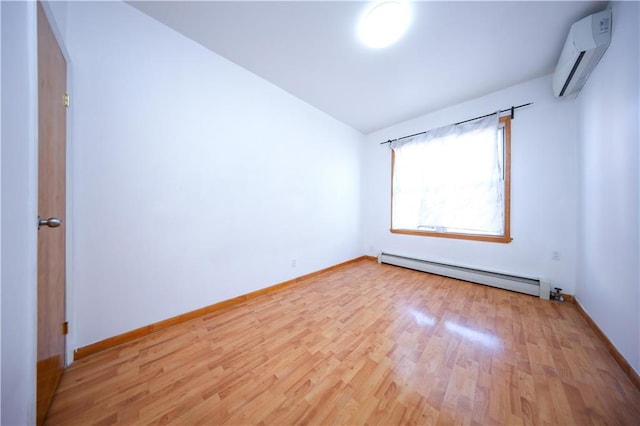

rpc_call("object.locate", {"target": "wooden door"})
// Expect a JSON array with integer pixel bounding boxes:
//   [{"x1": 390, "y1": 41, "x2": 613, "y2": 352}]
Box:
[{"x1": 36, "y1": 3, "x2": 67, "y2": 425}]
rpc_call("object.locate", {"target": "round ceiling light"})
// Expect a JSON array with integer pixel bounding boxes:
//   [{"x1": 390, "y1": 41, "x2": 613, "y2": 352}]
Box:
[{"x1": 358, "y1": 1, "x2": 412, "y2": 49}]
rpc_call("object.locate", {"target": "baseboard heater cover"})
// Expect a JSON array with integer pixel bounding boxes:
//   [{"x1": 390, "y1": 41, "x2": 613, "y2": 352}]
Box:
[{"x1": 378, "y1": 252, "x2": 550, "y2": 300}]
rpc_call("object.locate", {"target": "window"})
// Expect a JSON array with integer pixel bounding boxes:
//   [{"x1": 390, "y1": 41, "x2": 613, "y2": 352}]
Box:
[{"x1": 390, "y1": 114, "x2": 511, "y2": 243}]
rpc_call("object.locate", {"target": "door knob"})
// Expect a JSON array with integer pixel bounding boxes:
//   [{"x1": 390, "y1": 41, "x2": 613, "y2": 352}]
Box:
[{"x1": 38, "y1": 216, "x2": 61, "y2": 230}]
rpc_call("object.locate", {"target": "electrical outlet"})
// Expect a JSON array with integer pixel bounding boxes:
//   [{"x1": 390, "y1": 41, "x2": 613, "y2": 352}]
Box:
[
  {"x1": 552, "y1": 251, "x2": 560, "y2": 261},
  {"x1": 291, "y1": 259, "x2": 297, "y2": 268}
]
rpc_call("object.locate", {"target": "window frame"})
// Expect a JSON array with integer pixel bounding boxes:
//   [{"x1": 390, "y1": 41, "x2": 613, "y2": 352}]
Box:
[{"x1": 390, "y1": 115, "x2": 512, "y2": 243}]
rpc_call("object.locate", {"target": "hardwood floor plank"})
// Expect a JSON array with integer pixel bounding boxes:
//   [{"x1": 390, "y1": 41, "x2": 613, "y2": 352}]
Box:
[{"x1": 46, "y1": 261, "x2": 640, "y2": 425}]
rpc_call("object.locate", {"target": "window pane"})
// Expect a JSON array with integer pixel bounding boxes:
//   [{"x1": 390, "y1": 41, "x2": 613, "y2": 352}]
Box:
[{"x1": 391, "y1": 117, "x2": 510, "y2": 241}]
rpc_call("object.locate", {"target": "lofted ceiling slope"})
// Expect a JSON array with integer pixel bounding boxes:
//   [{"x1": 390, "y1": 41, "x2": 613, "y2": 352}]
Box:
[{"x1": 128, "y1": 1, "x2": 606, "y2": 134}]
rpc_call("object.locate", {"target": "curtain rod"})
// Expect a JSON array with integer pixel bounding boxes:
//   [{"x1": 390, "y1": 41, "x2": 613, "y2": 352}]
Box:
[{"x1": 379, "y1": 102, "x2": 533, "y2": 145}]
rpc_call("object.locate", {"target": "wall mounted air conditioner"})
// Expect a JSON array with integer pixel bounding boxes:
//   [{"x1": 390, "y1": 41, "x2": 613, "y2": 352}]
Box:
[{"x1": 552, "y1": 9, "x2": 612, "y2": 98}]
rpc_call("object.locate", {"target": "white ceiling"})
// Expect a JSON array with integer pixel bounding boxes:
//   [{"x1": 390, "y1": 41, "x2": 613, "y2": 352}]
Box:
[{"x1": 128, "y1": 1, "x2": 606, "y2": 134}]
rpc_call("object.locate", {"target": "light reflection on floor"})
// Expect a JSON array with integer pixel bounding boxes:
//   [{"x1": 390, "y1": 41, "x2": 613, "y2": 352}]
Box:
[
  {"x1": 444, "y1": 321, "x2": 501, "y2": 349},
  {"x1": 407, "y1": 307, "x2": 500, "y2": 349},
  {"x1": 408, "y1": 308, "x2": 436, "y2": 326}
]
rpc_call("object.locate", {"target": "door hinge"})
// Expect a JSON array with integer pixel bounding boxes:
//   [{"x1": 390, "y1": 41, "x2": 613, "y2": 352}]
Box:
[
  {"x1": 63, "y1": 93, "x2": 70, "y2": 108},
  {"x1": 62, "y1": 321, "x2": 69, "y2": 335}
]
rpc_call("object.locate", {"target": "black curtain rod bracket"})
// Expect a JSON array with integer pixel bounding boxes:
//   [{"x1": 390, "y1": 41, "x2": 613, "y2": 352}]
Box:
[{"x1": 380, "y1": 102, "x2": 533, "y2": 145}]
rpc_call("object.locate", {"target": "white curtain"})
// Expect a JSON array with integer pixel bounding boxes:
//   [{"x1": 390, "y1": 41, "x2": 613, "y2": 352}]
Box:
[{"x1": 391, "y1": 113, "x2": 504, "y2": 236}]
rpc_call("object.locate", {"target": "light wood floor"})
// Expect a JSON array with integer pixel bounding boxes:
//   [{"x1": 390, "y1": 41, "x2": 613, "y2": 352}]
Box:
[{"x1": 46, "y1": 260, "x2": 640, "y2": 425}]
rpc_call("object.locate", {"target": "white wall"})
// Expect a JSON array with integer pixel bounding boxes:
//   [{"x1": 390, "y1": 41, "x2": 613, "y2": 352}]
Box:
[
  {"x1": 0, "y1": 3, "x2": 3, "y2": 421},
  {"x1": 576, "y1": 1, "x2": 639, "y2": 375},
  {"x1": 44, "y1": 0, "x2": 68, "y2": 40},
  {"x1": 362, "y1": 75, "x2": 580, "y2": 294},
  {"x1": 66, "y1": 2, "x2": 363, "y2": 349},
  {"x1": 1, "y1": 1, "x2": 39, "y2": 424},
  {"x1": 1, "y1": 3, "x2": 3, "y2": 421}
]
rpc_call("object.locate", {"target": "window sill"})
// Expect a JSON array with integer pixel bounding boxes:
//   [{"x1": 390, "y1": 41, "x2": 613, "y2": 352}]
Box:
[{"x1": 390, "y1": 228, "x2": 513, "y2": 244}]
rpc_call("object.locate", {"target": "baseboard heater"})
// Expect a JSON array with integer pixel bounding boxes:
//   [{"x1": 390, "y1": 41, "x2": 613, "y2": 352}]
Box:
[{"x1": 378, "y1": 252, "x2": 550, "y2": 300}]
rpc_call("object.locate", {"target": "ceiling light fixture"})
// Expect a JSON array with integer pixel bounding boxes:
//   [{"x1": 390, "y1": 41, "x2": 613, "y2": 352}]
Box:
[{"x1": 358, "y1": 0, "x2": 412, "y2": 49}]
